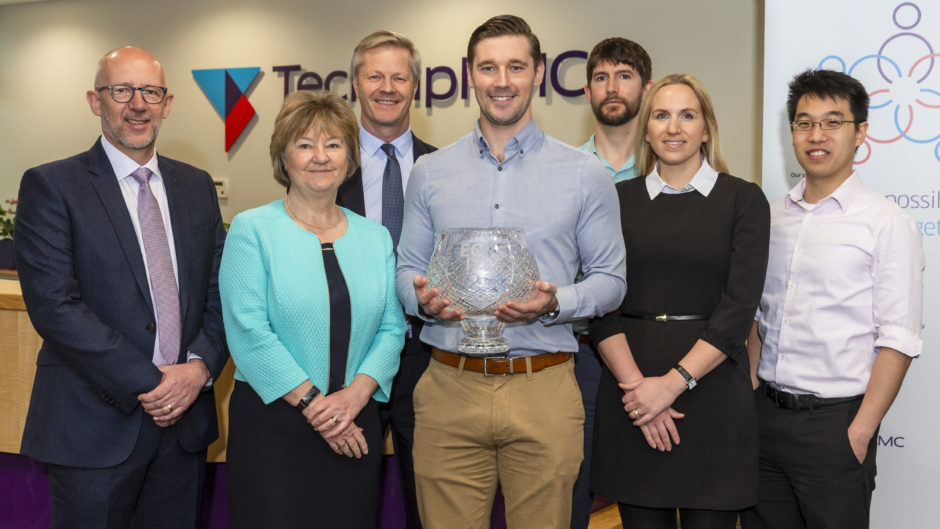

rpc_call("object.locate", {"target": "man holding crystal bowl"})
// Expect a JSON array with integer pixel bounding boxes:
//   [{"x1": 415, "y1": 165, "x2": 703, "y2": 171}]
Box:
[{"x1": 395, "y1": 14, "x2": 626, "y2": 529}]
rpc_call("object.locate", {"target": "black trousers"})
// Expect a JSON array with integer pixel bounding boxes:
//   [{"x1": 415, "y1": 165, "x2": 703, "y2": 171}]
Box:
[
  {"x1": 379, "y1": 329, "x2": 431, "y2": 529},
  {"x1": 618, "y1": 503, "x2": 739, "y2": 529},
  {"x1": 48, "y1": 417, "x2": 205, "y2": 529},
  {"x1": 740, "y1": 389, "x2": 878, "y2": 529}
]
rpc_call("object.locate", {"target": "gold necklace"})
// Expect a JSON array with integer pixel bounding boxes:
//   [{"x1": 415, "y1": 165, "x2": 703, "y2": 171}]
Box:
[{"x1": 285, "y1": 197, "x2": 343, "y2": 232}]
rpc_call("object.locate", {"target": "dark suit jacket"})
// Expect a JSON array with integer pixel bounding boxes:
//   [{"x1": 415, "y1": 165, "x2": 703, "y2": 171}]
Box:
[
  {"x1": 15, "y1": 139, "x2": 228, "y2": 468},
  {"x1": 336, "y1": 131, "x2": 435, "y2": 386},
  {"x1": 336, "y1": 132, "x2": 436, "y2": 215}
]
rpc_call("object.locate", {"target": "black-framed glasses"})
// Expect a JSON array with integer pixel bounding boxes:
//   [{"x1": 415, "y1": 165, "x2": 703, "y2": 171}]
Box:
[
  {"x1": 96, "y1": 84, "x2": 168, "y2": 104},
  {"x1": 789, "y1": 119, "x2": 858, "y2": 132}
]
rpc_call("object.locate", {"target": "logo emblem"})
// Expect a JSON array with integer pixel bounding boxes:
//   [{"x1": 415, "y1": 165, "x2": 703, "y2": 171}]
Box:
[{"x1": 192, "y1": 67, "x2": 261, "y2": 152}]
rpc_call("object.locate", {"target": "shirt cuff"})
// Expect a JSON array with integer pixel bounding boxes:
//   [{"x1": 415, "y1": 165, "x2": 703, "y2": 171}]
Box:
[
  {"x1": 186, "y1": 351, "x2": 214, "y2": 388},
  {"x1": 546, "y1": 285, "x2": 576, "y2": 324},
  {"x1": 874, "y1": 325, "x2": 923, "y2": 358}
]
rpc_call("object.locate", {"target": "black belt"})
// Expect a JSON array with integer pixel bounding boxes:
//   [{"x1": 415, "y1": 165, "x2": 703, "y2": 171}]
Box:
[
  {"x1": 764, "y1": 384, "x2": 863, "y2": 410},
  {"x1": 621, "y1": 311, "x2": 709, "y2": 322}
]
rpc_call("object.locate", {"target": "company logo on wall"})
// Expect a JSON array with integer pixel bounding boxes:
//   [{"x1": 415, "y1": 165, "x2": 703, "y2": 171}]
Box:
[
  {"x1": 817, "y1": 2, "x2": 940, "y2": 165},
  {"x1": 192, "y1": 67, "x2": 262, "y2": 152},
  {"x1": 191, "y1": 51, "x2": 588, "y2": 153}
]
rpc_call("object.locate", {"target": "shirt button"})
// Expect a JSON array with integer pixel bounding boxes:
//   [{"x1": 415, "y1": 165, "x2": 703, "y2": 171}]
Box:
[
  {"x1": 497, "y1": 166, "x2": 503, "y2": 171},
  {"x1": 787, "y1": 281, "x2": 795, "y2": 290},
  {"x1": 494, "y1": 204, "x2": 499, "y2": 209},
  {"x1": 783, "y1": 317, "x2": 791, "y2": 325},
  {"x1": 145, "y1": 323, "x2": 156, "y2": 333}
]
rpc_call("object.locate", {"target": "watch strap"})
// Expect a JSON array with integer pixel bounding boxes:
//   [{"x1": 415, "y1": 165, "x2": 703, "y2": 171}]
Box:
[
  {"x1": 295, "y1": 385, "x2": 321, "y2": 411},
  {"x1": 674, "y1": 364, "x2": 697, "y2": 390}
]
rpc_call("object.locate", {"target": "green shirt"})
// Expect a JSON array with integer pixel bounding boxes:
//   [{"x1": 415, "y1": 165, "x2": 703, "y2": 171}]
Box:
[{"x1": 580, "y1": 134, "x2": 637, "y2": 184}]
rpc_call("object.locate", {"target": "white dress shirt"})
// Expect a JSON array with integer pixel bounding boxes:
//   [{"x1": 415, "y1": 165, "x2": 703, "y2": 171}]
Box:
[
  {"x1": 645, "y1": 157, "x2": 719, "y2": 199},
  {"x1": 756, "y1": 173, "x2": 924, "y2": 398}
]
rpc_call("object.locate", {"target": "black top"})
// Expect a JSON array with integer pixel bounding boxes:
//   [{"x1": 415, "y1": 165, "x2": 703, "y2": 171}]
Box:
[
  {"x1": 590, "y1": 173, "x2": 770, "y2": 509},
  {"x1": 322, "y1": 242, "x2": 351, "y2": 393}
]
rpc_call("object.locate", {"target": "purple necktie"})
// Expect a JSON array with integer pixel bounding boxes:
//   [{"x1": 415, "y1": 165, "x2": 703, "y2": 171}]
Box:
[{"x1": 131, "y1": 167, "x2": 180, "y2": 365}]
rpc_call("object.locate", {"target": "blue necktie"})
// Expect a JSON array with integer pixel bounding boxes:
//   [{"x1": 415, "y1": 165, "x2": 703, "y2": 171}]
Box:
[{"x1": 381, "y1": 143, "x2": 404, "y2": 251}]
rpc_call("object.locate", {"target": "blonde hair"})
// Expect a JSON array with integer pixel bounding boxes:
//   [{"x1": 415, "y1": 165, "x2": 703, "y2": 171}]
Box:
[
  {"x1": 270, "y1": 90, "x2": 360, "y2": 189},
  {"x1": 634, "y1": 73, "x2": 728, "y2": 177},
  {"x1": 351, "y1": 30, "x2": 421, "y2": 82}
]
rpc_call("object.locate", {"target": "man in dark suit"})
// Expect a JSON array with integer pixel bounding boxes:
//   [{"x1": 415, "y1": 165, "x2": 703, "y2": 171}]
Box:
[
  {"x1": 14, "y1": 46, "x2": 227, "y2": 529},
  {"x1": 336, "y1": 30, "x2": 435, "y2": 529}
]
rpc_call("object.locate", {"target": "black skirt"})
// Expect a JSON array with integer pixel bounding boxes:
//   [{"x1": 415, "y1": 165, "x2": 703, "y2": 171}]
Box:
[{"x1": 227, "y1": 381, "x2": 382, "y2": 529}]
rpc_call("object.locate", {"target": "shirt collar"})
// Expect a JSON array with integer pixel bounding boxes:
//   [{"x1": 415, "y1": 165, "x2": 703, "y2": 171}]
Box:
[
  {"x1": 582, "y1": 134, "x2": 598, "y2": 155},
  {"x1": 473, "y1": 118, "x2": 542, "y2": 161},
  {"x1": 100, "y1": 135, "x2": 160, "y2": 181},
  {"x1": 581, "y1": 134, "x2": 636, "y2": 179},
  {"x1": 645, "y1": 156, "x2": 718, "y2": 199},
  {"x1": 785, "y1": 172, "x2": 861, "y2": 213},
  {"x1": 359, "y1": 126, "x2": 413, "y2": 159}
]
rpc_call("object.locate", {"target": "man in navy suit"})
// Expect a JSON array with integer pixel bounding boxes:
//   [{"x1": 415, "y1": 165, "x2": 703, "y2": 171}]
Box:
[
  {"x1": 336, "y1": 30, "x2": 435, "y2": 529},
  {"x1": 14, "y1": 46, "x2": 227, "y2": 529}
]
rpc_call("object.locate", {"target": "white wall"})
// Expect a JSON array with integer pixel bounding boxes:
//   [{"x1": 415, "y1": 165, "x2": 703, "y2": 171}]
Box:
[{"x1": 0, "y1": 0, "x2": 763, "y2": 222}]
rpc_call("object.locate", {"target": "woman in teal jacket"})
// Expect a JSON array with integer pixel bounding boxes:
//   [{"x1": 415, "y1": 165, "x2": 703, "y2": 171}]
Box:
[{"x1": 220, "y1": 90, "x2": 405, "y2": 528}]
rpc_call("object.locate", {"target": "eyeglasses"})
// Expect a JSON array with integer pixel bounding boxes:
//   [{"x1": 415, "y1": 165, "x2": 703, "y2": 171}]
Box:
[
  {"x1": 95, "y1": 84, "x2": 168, "y2": 104},
  {"x1": 789, "y1": 119, "x2": 857, "y2": 132}
]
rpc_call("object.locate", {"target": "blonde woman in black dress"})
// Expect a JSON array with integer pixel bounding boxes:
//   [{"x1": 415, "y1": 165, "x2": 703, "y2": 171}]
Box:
[{"x1": 590, "y1": 74, "x2": 770, "y2": 529}]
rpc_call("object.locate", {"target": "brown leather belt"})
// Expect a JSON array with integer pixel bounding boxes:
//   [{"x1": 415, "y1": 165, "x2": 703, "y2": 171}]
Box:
[{"x1": 431, "y1": 348, "x2": 571, "y2": 376}]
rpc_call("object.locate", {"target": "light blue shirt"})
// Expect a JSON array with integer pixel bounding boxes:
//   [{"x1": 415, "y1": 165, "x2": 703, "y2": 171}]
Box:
[
  {"x1": 359, "y1": 127, "x2": 415, "y2": 225},
  {"x1": 579, "y1": 135, "x2": 637, "y2": 183},
  {"x1": 397, "y1": 119, "x2": 626, "y2": 357}
]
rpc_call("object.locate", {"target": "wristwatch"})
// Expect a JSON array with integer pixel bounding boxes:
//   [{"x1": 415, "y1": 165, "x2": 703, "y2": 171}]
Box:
[
  {"x1": 540, "y1": 297, "x2": 560, "y2": 322},
  {"x1": 295, "y1": 385, "x2": 321, "y2": 411},
  {"x1": 674, "y1": 364, "x2": 697, "y2": 390}
]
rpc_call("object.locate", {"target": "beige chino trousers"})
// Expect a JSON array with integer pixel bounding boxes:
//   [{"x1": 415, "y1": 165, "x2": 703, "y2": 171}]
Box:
[{"x1": 413, "y1": 356, "x2": 585, "y2": 529}]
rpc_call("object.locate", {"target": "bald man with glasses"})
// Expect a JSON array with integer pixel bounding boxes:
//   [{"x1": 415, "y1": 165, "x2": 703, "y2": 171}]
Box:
[{"x1": 15, "y1": 45, "x2": 227, "y2": 529}]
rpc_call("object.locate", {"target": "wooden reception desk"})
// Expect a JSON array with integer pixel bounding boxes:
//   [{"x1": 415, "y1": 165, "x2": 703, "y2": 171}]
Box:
[{"x1": 0, "y1": 277, "x2": 234, "y2": 461}]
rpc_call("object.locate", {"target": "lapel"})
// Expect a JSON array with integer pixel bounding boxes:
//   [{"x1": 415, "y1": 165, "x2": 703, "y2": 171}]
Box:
[
  {"x1": 412, "y1": 133, "x2": 437, "y2": 160},
  {"x1": 85, "y1": 140, "x2": 155, "y2": 311},
  {"x1": 159, "y1": 155, "x2": 191, "y2": 322},
  {"x1": 336, "y1": 166, "x2": 366, "y2": 216},
  {"x1": 337, "y1": 132, "x2": 436, "y2": 215}
]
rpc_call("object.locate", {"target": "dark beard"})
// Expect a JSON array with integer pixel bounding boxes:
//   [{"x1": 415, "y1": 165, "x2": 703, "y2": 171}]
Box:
[{"x1": 592, "y1": 97, "x2": 640, "y2": 127}]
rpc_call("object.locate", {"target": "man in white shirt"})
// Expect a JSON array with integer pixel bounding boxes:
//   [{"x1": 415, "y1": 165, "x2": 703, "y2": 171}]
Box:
[
  {"x1": 741, "y1": 69, "x2": 924, "y2": 529},
  {"x1": 336, "y1": 30, "x2": 436, "y2": 529}
]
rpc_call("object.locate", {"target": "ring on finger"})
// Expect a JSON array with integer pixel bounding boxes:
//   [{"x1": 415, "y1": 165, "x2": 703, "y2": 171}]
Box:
[
  {"x1": 167, "y1": 403, "x2": 174, "y2": 412},
  {"x1": 331, "y1": 416, "x2": 338, "y2": 425},
  {"x1": 632, "y1": 410, "x2": 639, "y2": 417}
]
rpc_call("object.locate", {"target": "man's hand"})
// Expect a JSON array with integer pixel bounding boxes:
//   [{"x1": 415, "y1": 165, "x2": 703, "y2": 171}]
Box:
[
  {"x1": 847, "y1": 419, "x2": 872, "y2": 464},
  {"x1": 138, "y1": 359, "x2": 210, "y2": 427},
  {"x1": 494, "y1": 281, "x2": 558, "y2": 323},
  {"x1": 413, "y1": 275, "x2": 463, "y2": 321}
]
